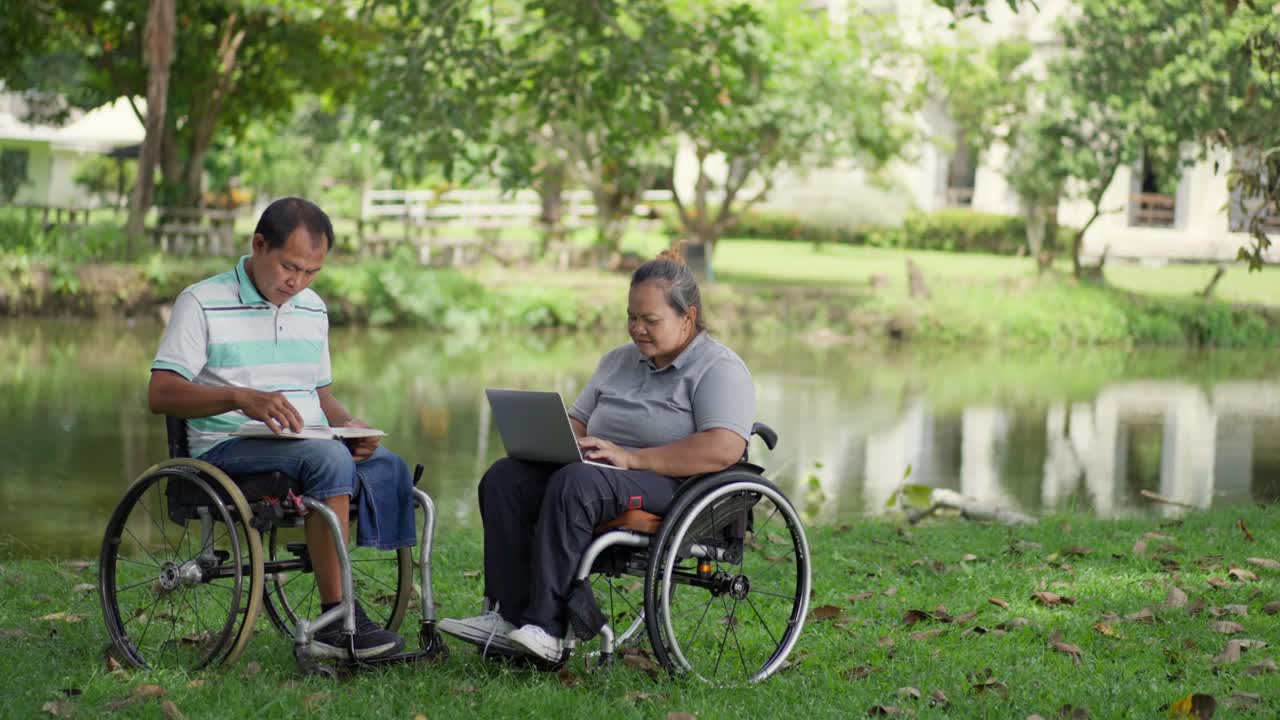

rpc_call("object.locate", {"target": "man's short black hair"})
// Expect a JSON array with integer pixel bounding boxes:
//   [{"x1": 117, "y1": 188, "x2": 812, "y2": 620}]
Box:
[{"x1": 254, "y1": 197, "x2": 335, "y2": 250}]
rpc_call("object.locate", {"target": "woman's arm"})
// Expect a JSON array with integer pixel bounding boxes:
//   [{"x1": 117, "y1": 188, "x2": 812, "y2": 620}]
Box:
[
  {"x1": 570, "y1": 417, "x2": 588, "y2": 440},
  {"x1": 578, "y1": 428, "x2": 746, "y2": 477}
]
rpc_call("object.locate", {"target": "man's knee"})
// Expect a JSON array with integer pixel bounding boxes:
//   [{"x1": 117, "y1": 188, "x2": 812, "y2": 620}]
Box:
[
  {"x1": 301, "y1": 441, "x2": 357, "y2": 497},
  {"x1": 479, "y1": 457, "x2": 530, "y2": 500}
]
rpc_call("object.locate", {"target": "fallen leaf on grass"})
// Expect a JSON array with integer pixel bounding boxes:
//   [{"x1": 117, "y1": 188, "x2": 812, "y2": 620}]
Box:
[
  {"x1": 1062, "y1": 546, "x2": 1092, "y2": 557},
  {"x1": 1213, "y1": 640, "x2": 1245, "y2": 664},
  {"x1": 1093, "y1": 622, "x2": 1117, "y2": 637},
  {"x1": 812, "y1": 605, "x2": 845, "y2": 621},
  {"x1": 849, "y1": 592, "x2": 874, "y2": 603},
  {"x1": 1227, "y1": 566, "x2": 1258, "y2": 582},
  {"x1": 666, "y1": 713, "x2": 697, "y2": 720},
  {"x1": 185, "y1": 680, "x2": 203, "y2": 689},
  {"x1": 1237, "y1": 519, "x2": 1254, "y2": 542},
  {"x1": 622, "y1": 652, "x2": 661, "y2": 679},
  {"x1": 996, "y1": 617, "x2": 1032, "y2": 631},
  {"x1": 883, "y1": 586, "x2": 899, "y2": 597},
  {"x1": 1057, "y1": 705, "x2": 1090, "y2": 719},
  {"x1": 910, "y1": 628, "x2": 944, "y2": 641},
  {"x1": 64, "y1": 560, "x2": 93, "y2": 571},
  {"x1": 1032, "y1": 591, "x2": 1075, "y2": 606},
  {"x1": 929, "y1": 689, "x2": 949, "y2": 708},
  {"x1": 970, "y1": 672, "x2": 1009, "y2": 699},
  {"x1": 1125, "y1": 608, "x2": 1156, "y2": 624},
  {"x1": 962, "y1": 553, "x2": 979, "y2": 562},
  {"x1": 557, "y1": 668, "x2": 581, "y2": 688},
  {"x1": 1243, "y1": 658, "x2": 1277, "y2": 676},
  {"x1": 1133, "y1": 540, "x2": 1148, "y2": 558},
  {"x1": 1209, "y1": 621, "x2": 1244, "y2": 634},
  {"x1": 1163, "y1": 586, "x2": 1188, "y2": 608},
  {"x1": 42, "y1": 699, "x2": 73, "y2": 717},
  {"x1": 1208, "y1": 605, "x2": 1247, "y2": 618},
  {"x1": 1224, "y1": 691, "x2": 1261, "y2": 710},
  {"x1": 1265, "y1": 601, "x2": 1280, "y2": 615},
  {"x1": 1166, "y1": 693, "x2": 1216, "y2": 719},
  {"x1": 866, "y1": 705, "x2": 906, "y2": 716},
  {"x1": 1, "y1": 628, "x2": 31, "y2": 640},
  {"x1": 877, "y1": 636, "x2": 895, "y2": 648},
  {"x1": 897, "y1": 687, "x2": 921, "y2": 700},
  {"x1": 1245, "y1": 557, "x2": 1279, "y2": 571},
  {"x1": 844, "y1": 665, "x2": 876, "y2": 680},
  {"x1": 242, "y1": 661, "x2": 261, "y2": 677},
  {"x1": 135, "y1": 685, "x2": 167, "y2": 699},
  {"x1": 988, "y1": 597, "x2": 1009, "y2": 609},
  {"x1": 38, "y1": 612, "x2": 83, "y2": 623},
  {"x1": 1051, "y1": 640, "x2": 1083, "y2": 665},
  {"x1": 902, "y1": 609, "x2": 937, "y2": 626},
  {"x1": 161, "y1": 700, "x2": 186, "y2": 719},
  {"x1": 1187, "y1": 599, "x2": 1206, "y2": 616},
  {"x1": 1206, "y1": 578, "x2": 1229, "y2": 589},
  {"x1": 72, "y1": 583, "x2": 95, "y2": 594},
  {"x1": 624, "y1": 691, "x2": 663, "y2": 703}
]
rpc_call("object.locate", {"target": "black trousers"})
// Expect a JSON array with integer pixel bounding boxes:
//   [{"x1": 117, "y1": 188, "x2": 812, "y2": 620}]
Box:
[{"x1": 478, "y1": 458, "x2": 678, "y2": 636}]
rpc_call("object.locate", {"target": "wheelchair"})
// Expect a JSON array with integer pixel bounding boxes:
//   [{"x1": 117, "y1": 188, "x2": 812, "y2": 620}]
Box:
[
  {"x1": 97, "y1": 417, "x2": 447, "y2": 676},
  {"x1": 561, "y1": 422, "x2": 812, "y2": 684}
]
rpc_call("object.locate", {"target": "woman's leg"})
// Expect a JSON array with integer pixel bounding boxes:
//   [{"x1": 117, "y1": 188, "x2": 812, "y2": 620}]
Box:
[
  {"x1": 520, "y1": 463, "x2": 678, "y2": 637},
  {"x1": 477, "y1": 457, "x2": 561, "y2": 624}
]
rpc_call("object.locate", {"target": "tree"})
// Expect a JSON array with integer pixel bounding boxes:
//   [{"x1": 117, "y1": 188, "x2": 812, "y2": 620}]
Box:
[
  {"x1": 365, "y1": 0, "x2": 756, "y2": 258},
  {"x1": 1, "y1": 2, "x2": 381, "y2": 213},
  {"x1": 125, "y1": 0, "x2": 174, "y2": 240},
  {"x1": 666, "y1": 2, "x2": 910, "y2": 277}
]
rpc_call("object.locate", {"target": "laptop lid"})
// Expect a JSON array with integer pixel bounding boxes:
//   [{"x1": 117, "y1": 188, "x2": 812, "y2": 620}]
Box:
[{"x1": 484, "y1": 389, "x2": 585, "y2": 465}]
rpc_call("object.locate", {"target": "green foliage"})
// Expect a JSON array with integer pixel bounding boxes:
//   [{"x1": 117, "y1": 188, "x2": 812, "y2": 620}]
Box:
[
  {"x1": 73, "y1": 155, "x2": 135, "y2": 208},
  {"x1": 0, "y1": 147, "x2": 31, "y2": 202}
]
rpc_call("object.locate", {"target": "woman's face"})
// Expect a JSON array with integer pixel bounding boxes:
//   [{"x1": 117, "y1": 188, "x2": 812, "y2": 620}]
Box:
[{"x1": 628, "y1": 281, "x2": 695, "y2": 368}]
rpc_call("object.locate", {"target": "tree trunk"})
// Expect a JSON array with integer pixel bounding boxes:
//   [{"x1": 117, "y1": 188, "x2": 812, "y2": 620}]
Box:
[
  {"x1": 125, "y1": 0, "x2": 176, "y2": 247},
  {"x1": 536, "y1": 161, "x2": 566, "y2": 256}
]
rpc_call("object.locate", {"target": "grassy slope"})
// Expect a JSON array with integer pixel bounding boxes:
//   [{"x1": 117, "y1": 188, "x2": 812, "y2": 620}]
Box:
[{"x1": 3, "y1": 506, "x2": 1277, "y2": 719}]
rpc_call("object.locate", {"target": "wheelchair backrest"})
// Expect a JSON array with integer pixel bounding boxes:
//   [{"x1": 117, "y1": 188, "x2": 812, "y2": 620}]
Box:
[{"x1": 166, "y1": 416, "x2": 191, "y2": 459}]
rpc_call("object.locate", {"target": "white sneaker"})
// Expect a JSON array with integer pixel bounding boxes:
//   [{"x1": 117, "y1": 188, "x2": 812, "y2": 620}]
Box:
[
  {"x1": 438, "y1": 610, "x2": 517, "y2": 655},
  {"x1": 508, "y1": 624, "x2": 567, "y2": 664}
]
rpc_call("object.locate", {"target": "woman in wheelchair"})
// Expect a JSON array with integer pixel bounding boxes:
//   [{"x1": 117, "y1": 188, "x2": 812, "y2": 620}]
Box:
[{"x1": 439, "y1": 249, "x2": 759, "y2": 664}]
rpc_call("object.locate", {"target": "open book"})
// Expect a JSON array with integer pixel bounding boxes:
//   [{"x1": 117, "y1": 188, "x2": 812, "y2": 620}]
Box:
[{"x1": 231, "y1": 422, "x2": 387, "y2": 441}]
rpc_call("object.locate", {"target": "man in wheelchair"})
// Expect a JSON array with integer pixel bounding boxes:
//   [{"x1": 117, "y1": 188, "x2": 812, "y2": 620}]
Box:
[
  {"x1": 439, "y1": 248, "x2": 758, "y2": 665},
  {"x1": 146, "y1": 197, "x2": 415, "y2": 661}
]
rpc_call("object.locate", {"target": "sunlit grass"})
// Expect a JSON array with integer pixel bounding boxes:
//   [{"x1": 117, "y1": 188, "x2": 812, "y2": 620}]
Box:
[{"x1": 3, "y1": 506, "x2": 1276, "y2": 718}]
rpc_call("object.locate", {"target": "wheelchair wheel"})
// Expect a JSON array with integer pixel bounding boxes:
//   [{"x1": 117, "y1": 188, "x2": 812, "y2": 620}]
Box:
[
  {"x1": 589, "y1": 569, "x2": 646, "y2": 652},
  {"x1": 643, "y1": 471, "x2": 811, "y2": 684},
  {"x1": 99, "y1": 460, "x2": 264, "y2": 671},
  {"x1": 262, "y1": 521, "x2": 412, "y2": 637}
]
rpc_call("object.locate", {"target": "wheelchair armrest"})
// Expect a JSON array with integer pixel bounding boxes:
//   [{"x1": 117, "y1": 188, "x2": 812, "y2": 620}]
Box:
[{"x1": 751, "y1": 422, "x2": 778, "y2": 451}]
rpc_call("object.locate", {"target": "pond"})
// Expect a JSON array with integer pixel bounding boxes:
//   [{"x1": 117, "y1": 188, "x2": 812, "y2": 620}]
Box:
[{"x1": 2, "y1": 318, "x2": 1278, "y2": 560}]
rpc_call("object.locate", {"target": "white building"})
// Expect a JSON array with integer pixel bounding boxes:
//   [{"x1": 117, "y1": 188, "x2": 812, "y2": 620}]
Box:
[
  {"x1": 762, "y1": 0, "x2": 1280, "y2": 264},
  {"x1": 0, "y1": 93, "x2": 144, "y2": 207}
]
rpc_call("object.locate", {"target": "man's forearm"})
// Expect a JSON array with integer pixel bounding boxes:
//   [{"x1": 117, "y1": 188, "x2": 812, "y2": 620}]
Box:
[
  {"x1": 149, "y1": 372, "x2": 242, "y2": 418},
  {"x1": 317, "y1": 387, "x2": 353, "y2": 426},
  {"x1": 631, "y1": 429, "x2": 746, "y2": 477}
]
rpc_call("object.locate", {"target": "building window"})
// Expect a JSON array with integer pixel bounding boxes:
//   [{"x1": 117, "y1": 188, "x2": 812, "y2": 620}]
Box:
[
  {"x1": 1129, "y1": 154, "x2": 1177, "y2": 228},
  {"x1": 0, "y1": 148, "x2": 30, "y2": 203},
  {"x1": 944, "y1": 141, "x2": 977, "y2": 207}
]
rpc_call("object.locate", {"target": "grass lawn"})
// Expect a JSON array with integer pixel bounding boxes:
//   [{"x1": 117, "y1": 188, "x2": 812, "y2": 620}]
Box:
[{"x1": 3, "y1": 506, "x2": 1277, "y2": 718}]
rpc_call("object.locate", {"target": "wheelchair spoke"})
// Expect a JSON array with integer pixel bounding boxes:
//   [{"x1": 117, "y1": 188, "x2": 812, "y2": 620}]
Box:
[
  {"x1": 712, "y1": 596, "x2": 736, "y2": 680},
  {"x1": 117, "y1": 555, "x2": 163, "y2": 571},
  {"x1": 139, "y1": 490, "x2": 180, "y2": 559},
  {"x1": 122, "y1": 524, "x2": 169, "y2": 570},
  {"x1": 683, "y1": 591, "x2": 717, "y2": 653},
  {"x1": 727, "y1": 599, "x2": 751, "y2": 679},
  {"x1": 743, "y1": 594, "x2": 780, "y2": 648},
  {"x1": 351, "y1": 561, "x2": 398, "y2": 595},
  {"x1": 114, "y1": 576, "x2": 160, "y2": 595}
]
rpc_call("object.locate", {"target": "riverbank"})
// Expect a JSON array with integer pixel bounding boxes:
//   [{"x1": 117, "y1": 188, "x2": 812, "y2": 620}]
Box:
[
  {"x1": 3, "y1": 505, "x2": 1276, "y2": 718},
  {"x1": 2, "y1": 242, "x2": 1277, "y2": 347}
]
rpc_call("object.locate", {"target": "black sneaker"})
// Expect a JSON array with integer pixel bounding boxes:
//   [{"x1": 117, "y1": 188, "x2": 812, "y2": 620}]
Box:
[{"x1": 312, "y1": 601, "x2": 405, "y2": 660}]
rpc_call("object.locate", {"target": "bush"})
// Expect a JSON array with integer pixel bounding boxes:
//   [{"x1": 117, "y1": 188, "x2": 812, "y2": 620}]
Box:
[{"x1": 683, "y1": 208, "x2": 1076, "y2": 257}]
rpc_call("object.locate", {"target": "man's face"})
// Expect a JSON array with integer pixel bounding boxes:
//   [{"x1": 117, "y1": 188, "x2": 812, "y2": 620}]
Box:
[{"x1": 247, "y1": 228, "x2": 327, "y2": 305}]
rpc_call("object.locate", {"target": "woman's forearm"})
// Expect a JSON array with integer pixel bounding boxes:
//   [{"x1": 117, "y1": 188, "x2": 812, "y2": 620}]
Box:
[{"x1": 631, "y1": 428, "x2": 746, "y2": 477}]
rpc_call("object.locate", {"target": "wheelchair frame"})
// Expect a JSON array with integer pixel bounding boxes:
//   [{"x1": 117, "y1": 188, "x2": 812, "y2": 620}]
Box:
[{"x1": 97, "y1": 417, "x2": 447, "y2": 675}]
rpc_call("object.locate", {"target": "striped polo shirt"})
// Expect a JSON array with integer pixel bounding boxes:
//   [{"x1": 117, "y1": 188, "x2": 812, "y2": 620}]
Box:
[{"x1": 151, "y1": 255, "x2": 332, "y2": 457}]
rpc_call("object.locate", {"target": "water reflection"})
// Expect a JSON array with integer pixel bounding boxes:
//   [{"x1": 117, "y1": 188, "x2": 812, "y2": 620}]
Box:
[{"x1": 2, "y1": 318, "x2": 1277, "y2": 559}]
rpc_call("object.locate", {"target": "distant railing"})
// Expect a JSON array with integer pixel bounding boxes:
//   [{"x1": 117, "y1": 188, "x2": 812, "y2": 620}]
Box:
[
  {"x1": 1130, "y1": 193, "x2": 1176, "y2": 228},
  {"x1": 358, "y1": 188, "x2": 672, "y2": 266}
]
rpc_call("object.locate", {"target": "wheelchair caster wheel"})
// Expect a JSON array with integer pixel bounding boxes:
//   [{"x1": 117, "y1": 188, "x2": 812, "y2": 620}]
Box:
[{"x1": 299, "y1": 660, "x2": 337, "y2": 679}]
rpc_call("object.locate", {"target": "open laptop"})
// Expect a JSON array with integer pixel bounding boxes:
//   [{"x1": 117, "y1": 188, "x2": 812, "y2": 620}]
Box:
[{"x1": 484, "y1": 389, "x2": 615, "y2": 468}]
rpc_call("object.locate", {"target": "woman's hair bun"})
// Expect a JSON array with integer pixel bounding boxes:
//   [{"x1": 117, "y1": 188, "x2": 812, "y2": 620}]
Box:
[{"x1": 657, "y1": 247, "x2": 685, "y2": 265}]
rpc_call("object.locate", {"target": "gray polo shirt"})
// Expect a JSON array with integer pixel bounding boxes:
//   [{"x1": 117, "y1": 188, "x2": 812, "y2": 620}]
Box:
[{"x1": 569, "y1": 332, "x2": 755, "y2": 450}]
